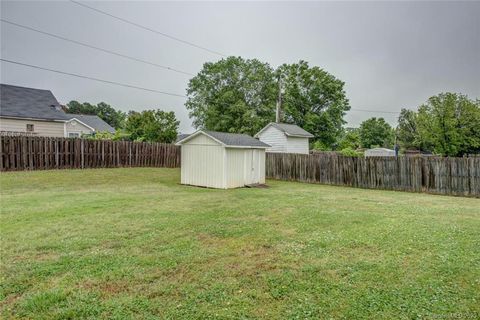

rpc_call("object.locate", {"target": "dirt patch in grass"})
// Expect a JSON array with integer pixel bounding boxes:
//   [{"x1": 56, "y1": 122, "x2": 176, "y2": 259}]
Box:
[
  {"x1": 231, "y1": 244, "x2": 281, "y2": 276},
  {"x1": 79, "y1": 280, "x2": 131, "y2": 297},
  {"x1": 0, "y1": 294, "x2": 22, "y2": 310},
  {"x1": 187, "y1": 233, "x2": 285, "y2": 281}
]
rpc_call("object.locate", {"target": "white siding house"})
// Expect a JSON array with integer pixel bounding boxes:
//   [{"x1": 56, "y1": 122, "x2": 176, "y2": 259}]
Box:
[
  {"x1": 176, "y1": 130, "x2": 270, "y2": 189},
  {"x1": 255, "y1": 123, "x2": 314, "y2": 154},
  {"x1": 0, "y1": 84, "x2": 115, "y2": 137},
  {"x1": 64, "y1": 118, "x2": 95, "y2": 137},
  {"x1": 0, "y1": 117, "x2": 65, "y2": 137}
]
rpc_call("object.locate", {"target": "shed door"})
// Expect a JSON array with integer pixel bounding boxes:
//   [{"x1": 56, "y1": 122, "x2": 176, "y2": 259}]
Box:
[{"x1": 250, "y1": 149, "x2": 259, "y2": 184}]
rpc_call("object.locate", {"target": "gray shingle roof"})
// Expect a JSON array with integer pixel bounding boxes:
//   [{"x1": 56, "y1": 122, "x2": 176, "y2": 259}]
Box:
[
  {"x1": 65, "y1": 114, "x2": 115, "y2": 133},
  {"x1": 177, "y1": 130, "x2": 270, "y2": 148},
  {"x1": 176, "y1": 133, "x2": 191, "y2": 143},
  {"x1": 0, "y1": 84, "x2": 69, "y2": 121},
  {"x1": 205, "y1": 131, "x2": 270, "y2": 147},
  {"x1": 257, "y1": 122, "x2": 314, "y2": 138}
]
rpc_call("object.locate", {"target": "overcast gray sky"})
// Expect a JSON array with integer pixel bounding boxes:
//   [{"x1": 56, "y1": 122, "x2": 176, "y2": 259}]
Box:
[{"x1": 1, "y1": 1, "x2": 479, "y2": 133}]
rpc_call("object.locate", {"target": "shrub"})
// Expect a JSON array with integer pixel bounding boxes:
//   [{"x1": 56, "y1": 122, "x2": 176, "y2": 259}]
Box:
[{"x1": 340, "y1": 147, "x2": 361, "y2": 157}]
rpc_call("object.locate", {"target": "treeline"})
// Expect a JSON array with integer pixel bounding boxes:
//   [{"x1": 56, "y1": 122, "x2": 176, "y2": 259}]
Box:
[
  {"x1": 67, "y1": 56, "x2": 479, "y2": 157},
  {"x1": 186, "y1": 57, "x2": 350, "y2": 150},
  {"x1": 65, "y1": 101, "x2": 179, "y2": 143},
  {"x1": 185, "y1": 56, "x2": 479, "y2": 157},
  {"x1": 335, "y1": 93, "x2": 480, "y2": 157},
  {"x1": 396, "y1": 93, "x2": 480, "y2": 156}
]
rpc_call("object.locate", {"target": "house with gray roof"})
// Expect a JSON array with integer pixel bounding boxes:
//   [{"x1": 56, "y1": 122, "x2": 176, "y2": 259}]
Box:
[
  {"x1": 0, "y1": 84, "x2": 114, "y2": 137},
  {"x1": 255, "y1": 122, "x2": 314, "y2": 154}
]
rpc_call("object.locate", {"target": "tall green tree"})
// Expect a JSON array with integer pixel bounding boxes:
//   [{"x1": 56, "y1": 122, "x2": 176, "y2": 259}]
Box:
[
  {"x1": 66, "y1": 101, "x2": 96, "y2": 114},
  {"x1": 277, "y1": 60, "x2": 350, "y2": 149},
  {"x1": 396, "y1": 108, "x2": 421, "y2": 150},
  {"x1": 416, "y1": 93, "x2": 480, "y2": 156},
  {"x1": 359, "y1": 117, "x2": 394, "y2": 148},
  {"x1": 186, "y1": 56, "x2": 277, "y2": 136},
  {"x1": 338, "y1": 127, "x2": 361, "y2": 150},
  {"x1": 186, "y1": 57, "x2": 350, "y2": 143},
  {"x1": 66, "y1": 101, "x2": 126, "y2": 129},
  {"x1": 125, "y1": 110, "x2": 179, "y2": 143}
]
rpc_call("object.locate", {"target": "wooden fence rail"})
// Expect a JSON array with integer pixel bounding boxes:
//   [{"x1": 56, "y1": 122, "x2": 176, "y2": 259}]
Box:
[
  {"x1": 266, "y1": 153, "x2": 480, "y2": 197},
  {"x1": 0, "y1": 136, "x2": 180, "y2": 171}
]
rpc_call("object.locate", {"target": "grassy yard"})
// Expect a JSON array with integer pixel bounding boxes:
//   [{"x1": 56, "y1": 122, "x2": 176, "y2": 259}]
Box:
[{"x1": 1, "y1": 168, "x2": 479, "y2": 319}]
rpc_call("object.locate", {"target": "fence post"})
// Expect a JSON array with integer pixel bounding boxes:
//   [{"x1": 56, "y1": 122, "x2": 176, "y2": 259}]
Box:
[{"x1": 80, "y1": 139, "x2": 84, "y2": 169}]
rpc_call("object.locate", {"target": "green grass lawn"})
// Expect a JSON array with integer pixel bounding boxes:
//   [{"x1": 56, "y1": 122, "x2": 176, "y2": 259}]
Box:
[{"x1": 1, "y1": 168, "x2": 479, "y2": 319}]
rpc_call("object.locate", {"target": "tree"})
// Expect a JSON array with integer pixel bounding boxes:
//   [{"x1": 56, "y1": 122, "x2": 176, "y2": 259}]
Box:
[
  {"x1": 186, "y1": 57, "x2": 350, "y2": 143},
  {"x1": 83, "y1": 130, "x2": 129, "y2": 141},
  {"x1": 359, "y1": 117, "x2": 394, "y2": 148},
  {"x1": 337, "y1": 127, "x2": 360, "y2": 150},
  {"x1": 66, "y1": 100, "x2": 97, "y2": 114},
  {"x1": 339, "y1": 147, "x2": 362, "y2": 157},
  {"x1": 186, "y1": 56, "x2": 277, "y2": 136},
  {"x1": 125, "y1": 110, "x2": 179, "y2": 143},
  {"x1": 396, "y1": 109, "x2": 420, "y2": 150},
  {"x1": 415, "y1": 93, "x2": 480, "y2": 156},
  {"x1": 277, "y1": 60, "x2": 350, "y2": 149},
  {"x1": 66, "y1": 101, "x2": 126, "y2": 129}
]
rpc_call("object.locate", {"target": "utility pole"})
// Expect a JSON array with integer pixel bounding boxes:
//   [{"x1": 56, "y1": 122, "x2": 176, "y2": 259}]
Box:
[
  {"x1": 394, "y1": 126, "x2": 399, "y2": 157},
  {"x1": 276, "y1": 77, "x2": 283, "y2": 123}
]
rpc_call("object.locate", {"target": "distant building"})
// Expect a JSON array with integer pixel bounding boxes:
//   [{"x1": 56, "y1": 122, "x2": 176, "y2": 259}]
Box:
[
  {"x1": 255, "y1": 122, "x2": 314, "y2": 154},
  {"x1": 365, "y1": 147, "x2": 396, "y2": 157},
  {"x1": 0, "y1": 84, "x2": 114, "y2": 137}
]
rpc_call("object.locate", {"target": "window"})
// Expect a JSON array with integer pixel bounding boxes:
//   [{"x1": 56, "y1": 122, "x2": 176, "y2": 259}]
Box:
[
  {"x1": 68, "y1": 132, "x2": 80, "y2": 138},
  {"x1": 26, "y1": 124, "x2": 34, "y2": 132}
]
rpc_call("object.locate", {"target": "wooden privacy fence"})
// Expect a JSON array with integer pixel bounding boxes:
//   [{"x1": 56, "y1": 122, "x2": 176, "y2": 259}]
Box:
[
  {"x1": 266, "y1": 153, "x2": 480, "y2": 197},
  {"x1": 2, "y1": 136, "x2": 479, "y2": 197},
  {"x1": 0, "y1": 136, "x2": 180, "y2": 171}
]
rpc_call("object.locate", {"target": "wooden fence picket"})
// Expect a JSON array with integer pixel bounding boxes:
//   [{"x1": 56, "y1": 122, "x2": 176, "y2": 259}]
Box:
[
  {"x1": 265, "y1": 153, "x2": 479, "y2": 197},
  {"x1": 0, "y1": 136, "x2": 181, "y2": 172},
  {"x1": 1, "y1": 136, "x2": 478, "y2": 197}
]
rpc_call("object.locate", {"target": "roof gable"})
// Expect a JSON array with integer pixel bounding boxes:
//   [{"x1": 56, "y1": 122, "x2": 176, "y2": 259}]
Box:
[
  {"x1": 176, "y1": 130, "x2": 270, "y2": 148},
  {"x1": 183, "y1": 132, "x2": 221, "y2": 146},
  {"x1": 0, "y1": 84, "x2": 69, "y2": 121},
  {"x1": 255, "y1": 122, "x2": 314, "y2": 138},
  {"x1": 65, "y1": 114, "x2": 115, "y2": 133}
]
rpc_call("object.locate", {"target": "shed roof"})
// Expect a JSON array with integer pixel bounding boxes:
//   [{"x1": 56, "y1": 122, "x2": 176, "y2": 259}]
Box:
[
  {"x1": 176, "y1": 130, "x2": 270, "y2": 148},
  {"x1": 255, "y1": 122, "x2": 314, "y2": 138},
  {"x1": 175, "y1": 133, "x2": 191, "y2": 143},
  {"x1": 0, "y1": 83, "x2": 69, "y2": 121},
  {"x1": 65, "y1": 114, "x2": 115, "y2": 133}
]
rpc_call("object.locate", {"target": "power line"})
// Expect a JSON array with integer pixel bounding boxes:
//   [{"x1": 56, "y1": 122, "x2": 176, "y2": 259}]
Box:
[
  {"x1": 349, "y1": 108, "x2": 400, "y2": 114},
  {"x1": 0, "y1": 58, "x2": 187, "y2": 98},
  {"x1": 69, "y1": 0, "x2": 227, "y2": 58},
  {"x1": 1, "y1": 19, "x2": 195, "y2": 77},
  {"x1": 0, "y1": 59, "x2": 402, "y2": 115}
]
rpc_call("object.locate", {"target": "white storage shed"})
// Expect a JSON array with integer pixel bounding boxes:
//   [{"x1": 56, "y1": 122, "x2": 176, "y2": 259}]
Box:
[
  {"x1": 175, "y1": 130, "x2": 270, "y2": 189},
  {"x1": 255, "y1": 122, "x2": 314, "y2": 154}
]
